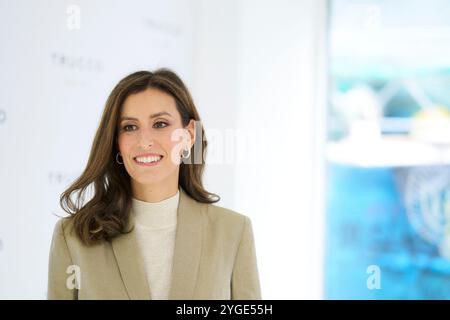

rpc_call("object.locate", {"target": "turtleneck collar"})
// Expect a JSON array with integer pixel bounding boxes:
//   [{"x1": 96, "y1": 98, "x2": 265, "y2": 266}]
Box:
[{"x1": 131, "y1": 189, "x2": 180, "y2": 229}]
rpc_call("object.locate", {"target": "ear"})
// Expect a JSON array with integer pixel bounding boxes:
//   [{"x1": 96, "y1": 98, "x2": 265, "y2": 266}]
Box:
[{"x1": 186, "y1": 119, "x2": 196, "y2": 148}]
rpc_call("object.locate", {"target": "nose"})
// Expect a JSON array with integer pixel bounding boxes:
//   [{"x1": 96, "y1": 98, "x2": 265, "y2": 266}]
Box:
[{"x1": 138, "y1": 127, "x2": 154, "y2": 149}]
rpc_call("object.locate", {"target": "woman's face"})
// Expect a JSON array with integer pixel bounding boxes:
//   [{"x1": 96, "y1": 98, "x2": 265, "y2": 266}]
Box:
[{"x1": 117, "y1": 88, "x2": 195, "y2": 188}]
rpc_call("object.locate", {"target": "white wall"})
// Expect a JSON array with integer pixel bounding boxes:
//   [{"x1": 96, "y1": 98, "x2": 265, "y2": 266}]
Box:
[
  {"x1": 193, "y1": 0, "x2": 328, "y2": 299},
  {"x1": 191, "y1": 0, "x2": 241, "y2": 208}
]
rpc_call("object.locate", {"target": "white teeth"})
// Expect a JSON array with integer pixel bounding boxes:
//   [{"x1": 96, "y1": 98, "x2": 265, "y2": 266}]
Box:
[{"x1": 135, "y1": 156, "x2": 162, "y2": 163}]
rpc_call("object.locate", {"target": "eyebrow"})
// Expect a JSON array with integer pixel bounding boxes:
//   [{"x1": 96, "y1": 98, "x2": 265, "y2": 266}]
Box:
[{"x1": 119, "y1": 112, "x2": 172, "y2": 122}]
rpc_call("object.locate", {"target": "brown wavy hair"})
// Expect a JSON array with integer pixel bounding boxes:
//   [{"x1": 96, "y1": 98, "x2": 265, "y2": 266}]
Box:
[{"x1": 59, "y1": 68, "x2": 220, "y2": 246}]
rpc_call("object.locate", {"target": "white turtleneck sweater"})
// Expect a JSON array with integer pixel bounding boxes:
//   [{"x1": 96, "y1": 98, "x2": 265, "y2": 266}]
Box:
[{"x1": 131, "y1": 189, "x2": 180, "y2": 300}]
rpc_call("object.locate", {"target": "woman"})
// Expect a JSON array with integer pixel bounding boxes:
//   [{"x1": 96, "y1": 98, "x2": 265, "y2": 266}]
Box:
[{"x1": 47, "y1": 69, "x2": 261, "y2": 300}]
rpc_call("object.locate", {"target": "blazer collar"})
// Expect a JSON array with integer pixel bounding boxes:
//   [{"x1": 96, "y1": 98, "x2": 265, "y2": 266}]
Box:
[{"x1": 111, "y1": 188, "x2": 204, "y2": 300}]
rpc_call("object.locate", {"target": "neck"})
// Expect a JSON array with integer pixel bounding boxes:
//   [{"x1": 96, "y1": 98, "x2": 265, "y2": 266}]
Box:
[{"x1": 131, "y1": 180, "x2": 179, "y2": 203}]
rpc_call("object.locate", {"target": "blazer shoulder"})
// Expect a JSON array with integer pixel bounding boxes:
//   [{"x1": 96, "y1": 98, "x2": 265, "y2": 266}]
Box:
[
  {"x1": 204, "y1": 202, "x2": 251, "y2": 231},
  {"x1": 52, "y1": 216, "x2": 78, "y2": 242}
]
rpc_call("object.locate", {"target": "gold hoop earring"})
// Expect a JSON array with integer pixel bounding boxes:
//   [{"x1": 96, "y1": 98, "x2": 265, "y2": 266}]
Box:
[{"x1": 116, "y1": 152, "x2": 123, "y2": 164}]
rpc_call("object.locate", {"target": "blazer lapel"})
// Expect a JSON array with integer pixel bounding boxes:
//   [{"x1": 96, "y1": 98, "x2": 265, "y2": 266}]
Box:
[
  {"x1": 111, "y1": 188, "x2": 204, "y2": 300},
  {"x1": 111, "y1": 218, "x2": 151, "y2": 300},
  {"x1": 168, "y1": 188, "x2": 204, "y2": 299}
]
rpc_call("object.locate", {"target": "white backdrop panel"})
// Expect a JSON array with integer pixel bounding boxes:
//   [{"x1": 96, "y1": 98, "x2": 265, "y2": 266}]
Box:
[{"x1": 0, "y1": 0, "x2": 194, "y2": 299}]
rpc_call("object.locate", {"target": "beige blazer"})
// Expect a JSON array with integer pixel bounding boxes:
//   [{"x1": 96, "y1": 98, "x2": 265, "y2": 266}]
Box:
[{"x1": 47, "y1": 188, "x2": 261, "y2": 300}]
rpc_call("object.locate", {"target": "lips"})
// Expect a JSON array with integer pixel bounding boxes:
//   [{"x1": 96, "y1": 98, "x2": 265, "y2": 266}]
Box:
[
  {"x1": 133, "y1": 152, "x2": 163, "y2": 159},
  {"x1": 133, "y1": 153, "x2": 164, "y2": 166}
]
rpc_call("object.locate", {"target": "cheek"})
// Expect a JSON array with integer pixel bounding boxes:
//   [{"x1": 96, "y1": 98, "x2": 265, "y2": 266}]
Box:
[
  {"x1": 117, "y1": 134, "x2": 135, "y2": 154},
  {"x1": 163, "y1": 138, "x2": 179, "y2": 162},
  {"x1": 160, "y1": 133, "x2": 184, "y2": 165}
]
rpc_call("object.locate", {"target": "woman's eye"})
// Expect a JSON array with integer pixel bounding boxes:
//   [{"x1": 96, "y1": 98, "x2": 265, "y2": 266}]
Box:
[
  {"x1": 123, "y1": 124, "x2": 137, "y2": 131},
  {"x1": 154, "y1": 121, "x2": 169, "y2": 129}
]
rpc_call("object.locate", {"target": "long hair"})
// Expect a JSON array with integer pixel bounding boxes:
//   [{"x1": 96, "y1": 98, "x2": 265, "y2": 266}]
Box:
[{"x1": 59, "y1": 68, "x2": 219, "y2": 246}]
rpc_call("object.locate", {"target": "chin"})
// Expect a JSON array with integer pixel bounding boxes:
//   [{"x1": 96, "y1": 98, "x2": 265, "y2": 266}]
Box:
[
  {"x1": 128, "y1": 165, "x2": 178, "y2": 184},
  {"x1": 133, "y1": 174, "x2": 163, "y2": 185}
]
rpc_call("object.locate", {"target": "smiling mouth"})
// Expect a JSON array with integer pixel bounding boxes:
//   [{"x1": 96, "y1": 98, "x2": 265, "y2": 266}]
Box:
[{"x1": 133, "y1": 155, "x2": 164, "y2": 165}]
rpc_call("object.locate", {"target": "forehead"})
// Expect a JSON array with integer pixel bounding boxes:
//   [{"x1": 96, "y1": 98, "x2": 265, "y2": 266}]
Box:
[{"x1": 121, "y1": 88, "x2": 177, "y2": 116}]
